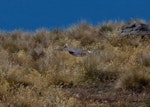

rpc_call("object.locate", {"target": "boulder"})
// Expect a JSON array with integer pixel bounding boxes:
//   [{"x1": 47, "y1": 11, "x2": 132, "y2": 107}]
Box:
[{"x1": 120, "y1": 21, "x2": 150, "y2": 37}]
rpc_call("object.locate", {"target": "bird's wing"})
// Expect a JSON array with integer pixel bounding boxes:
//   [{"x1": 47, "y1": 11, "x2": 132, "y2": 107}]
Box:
[
  {"x1": 64, "y1": 46, "x2": 82, "y2": 52},
  {"x1": 69, "y1": 51, "x2": 83, "y2": 57}
]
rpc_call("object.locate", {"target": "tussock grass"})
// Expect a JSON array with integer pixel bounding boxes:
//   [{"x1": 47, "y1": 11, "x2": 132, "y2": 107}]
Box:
[
  {"x1": 144, "y1": 99, "x2": 150, "y2": 107},
  {"x1": 138, "y1": 52, "x2": 150, "y2": 67},
  {"x1": 0, "y1": 20, "x2": 150, "y2": 106},
  {"x1": 83, "y1": 50, "x2": 119, "y2": 84},
  {"x1": 116, "y1": 70, "x2": 150, "y2": 91}
]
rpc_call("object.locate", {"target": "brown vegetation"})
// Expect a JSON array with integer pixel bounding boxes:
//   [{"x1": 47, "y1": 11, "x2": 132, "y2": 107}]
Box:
[{"x1": 0, "y1": 20, "x2": 150, "y2": 107}]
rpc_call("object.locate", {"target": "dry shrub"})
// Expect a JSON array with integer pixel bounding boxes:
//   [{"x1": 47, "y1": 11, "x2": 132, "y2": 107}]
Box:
[
  {"x1": 9, "y1": 30, "x2": 23, "y2": 40},
  {"x1": 33, "y1": 29, "x2": 65, "y2": 48},
  {"x1": 80, "y1": 35, "x2": 96, "y2": 46},
  {"x1": 66, "y1": 22, "x2": 98, "y2": 45},
  {"x1": 0, "y1": 77, "x2": 9, "y2": 96},
  {"x1": 50, "y1": 29, "x2": 65, "y2": 42},
  {"x1": 98, "y1": 22, "x2": 121, "y2": 38},
  {"x1": 30, "y1": 47, "x2": 45, "y2": 61},
  {"x1": 116, "y1": 71, "x2": 150, "y2": 91},
  {"x1": 45, "y1": 70, "x2": 77, "y2": 88},
  {"x1": 29, "y1": 46, "x2": 54, "y2": 72},
  {"x1": 7, "y1": 50, "x2": 32, "y2": 67},
  {"x1": 6, "y1": 68, "x2": 50, "y2": 89},
  {"x1": 2, "y1": 41, "x2": 20, "y2": 53},
  {"x1": 1, "y1": 31, "x2": 30, "y2": 54},
  {"x1": 110, "y1": 101, "x2": 134, "y2": 107},
  {"x1": 1, "y1": 86, "x2": 71, "y2": 107},
  {"x1": 83, "y1": 50, "x2": 119, "y2": 83},
  {"x1": 110, "y1": 36, "x2": 142, "y2": 48},
  {"x1": 144, "y1": 99, "x2": 150, "y2": 107},
  {"x1": 43, "y1": 50, "x2": 85, "y2": 87},
  {"x1": 7, "y1": 69, "x2": 33, "y2": 87},
  {"x1": 138, "y1": 52, "x2": 150, "y2": 67},
  {"x1": 99, "y1": 24, "x2": 113, "y2": 33},
  {"x1": 33, "y1": 30, "x2": 51, "y2": 48}
]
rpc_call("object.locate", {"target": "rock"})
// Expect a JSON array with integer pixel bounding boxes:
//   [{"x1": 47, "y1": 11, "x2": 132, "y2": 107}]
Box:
[{"x1": 120, "y1": 20, "x2": 150, "y2": 37}]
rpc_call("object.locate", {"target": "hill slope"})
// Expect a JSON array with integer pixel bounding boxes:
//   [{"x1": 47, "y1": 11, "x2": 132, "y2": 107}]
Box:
[{"x1": 0, "y1": 20, "x2": 150, "y2": 106}]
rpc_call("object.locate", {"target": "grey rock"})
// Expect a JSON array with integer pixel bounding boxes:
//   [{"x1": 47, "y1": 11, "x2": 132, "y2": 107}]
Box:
[{"x1": 120, "y1": 21, "x2": 150, "y2": 37}]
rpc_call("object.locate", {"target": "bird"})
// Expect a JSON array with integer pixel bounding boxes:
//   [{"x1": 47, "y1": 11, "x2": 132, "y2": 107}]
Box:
[{"x1": 61, "y1": 44, "x2": 92, "y2": 57}]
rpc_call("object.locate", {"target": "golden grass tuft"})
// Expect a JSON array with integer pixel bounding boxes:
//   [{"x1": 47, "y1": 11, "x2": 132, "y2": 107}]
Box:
[{"x1": 116, "y1": 70, "x2": 150, "y2": 91}]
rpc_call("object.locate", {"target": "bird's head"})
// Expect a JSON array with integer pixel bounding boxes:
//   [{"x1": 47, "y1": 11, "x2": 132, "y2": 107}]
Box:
[{"x1": 65, "y1": 43, "x2": 69, "y2": 48}]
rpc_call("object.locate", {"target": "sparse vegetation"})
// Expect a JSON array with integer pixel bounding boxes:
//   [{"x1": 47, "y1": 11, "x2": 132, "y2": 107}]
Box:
[{"x1": 0, "y1": 20, "x2": 150, "y2": 106}]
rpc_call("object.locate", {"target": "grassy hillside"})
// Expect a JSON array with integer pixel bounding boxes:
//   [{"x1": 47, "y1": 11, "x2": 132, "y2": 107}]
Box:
[{"x1": 0, "y1": 20, "x2": 150, "y2": 107}]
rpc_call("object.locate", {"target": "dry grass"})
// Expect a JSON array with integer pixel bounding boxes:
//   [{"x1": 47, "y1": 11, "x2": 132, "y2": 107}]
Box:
[
  {"x1": 116, "y1": 70, "x2": 150, "y2": 91},
  {"x1": 0, "y1": 20, "x2": 150, "y2": 106}
]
